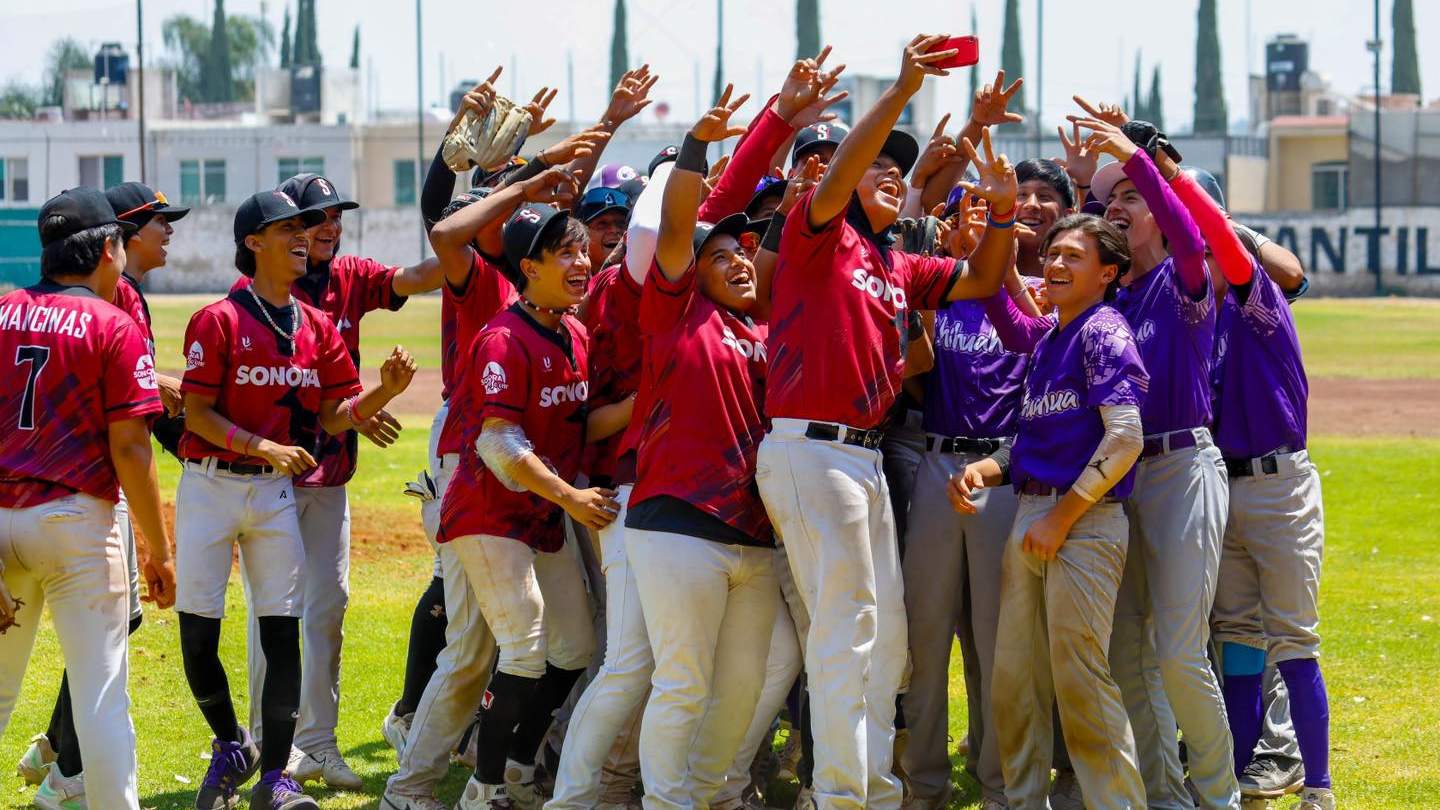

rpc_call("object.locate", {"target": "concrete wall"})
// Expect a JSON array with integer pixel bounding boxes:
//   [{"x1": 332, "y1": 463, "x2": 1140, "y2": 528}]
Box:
[
  {"x1": 1266, "y1": 129, "x2": 1347, "y2": 210},
  {"x1": 1242, "y1": 207, "x2": 1440, "y2": 296}
]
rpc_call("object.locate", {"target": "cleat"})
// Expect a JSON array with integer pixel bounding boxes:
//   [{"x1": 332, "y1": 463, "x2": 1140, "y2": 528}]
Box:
[
  {"x1": 195, "y1": 731, "x2": 260, "y2": 810},
  {"x1": 248, "y1": 770, "x2": 317, "y2": 809}
]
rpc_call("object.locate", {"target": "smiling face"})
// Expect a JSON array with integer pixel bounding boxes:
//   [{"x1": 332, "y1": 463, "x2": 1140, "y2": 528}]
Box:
[
  {"x1": 246, "y1": 217, "x2": 311, "y2": 284},
  {"x1": 522, "y1": 221, "x2": 592, "y2": 310},
  {"x1": 586, "y1": 210, "x2": 628, "y2": 268},
  {"x1": 1042, "y1": 227, "x2": 1118, "y2": 315},
  {"x1": 126, "y1": 214, "x2": 173, "y2": 273},
  {"x1": 307, "y1": 207, "x2": 344, "y2": 263},
  {"x1": 856, "y1": 153, "x2": 905, "y2": 231},
  {"x1": 696, "y1": 232, "x2": 757, "y2": 312},
  {"x1": 1016, "y1": 179, "x2": 1069, "y2": 256},
  {"x1": 1104, "y1": 179, "x2": 1159, "y2": 255}
]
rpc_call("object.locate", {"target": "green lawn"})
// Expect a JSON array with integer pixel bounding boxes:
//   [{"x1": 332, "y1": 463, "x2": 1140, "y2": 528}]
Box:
[{"x1": 1292, "y1": 298, "x2": 1440, "y2": 379}]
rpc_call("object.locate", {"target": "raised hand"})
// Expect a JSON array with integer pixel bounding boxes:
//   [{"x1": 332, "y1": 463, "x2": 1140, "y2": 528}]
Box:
[
  {"x1": 898, "y1": 34, "x2": 956, "y2": 95},
  {"x1": 779, "y1": 155, "x2": 822, "y2": 215},
  {"x1": 957, "y1": 128, "x2": 1018, "y2": 214},
  {"x1": 523, "y1": 166, "x2": 582, "y2": 207},
  {"x1": 776, "y1": 45, "x2": 850, "y2": 127},
  {"x1": 379, "y1": 346, "x2": 418, "y2": 395},
  {"x1": 603, "y1": 64, "x2": 660, "y2": 128},
  {"x1": 1072, "y1": 94, "x2": 1129, "y2": 127},
  {"x1": 1066, "y1": 115, "x2": 1140, "y2": 164},
  {"x1": 1056, "y1": 121, "x2": 1101, "y2": 188},
  {"x1": 524, "y1": 87, "x2": 559, "y2": 134},
  {"x1": 970, "y1": 69, "x2": 1025, "y2": 127},
  {"x1": 540, "y1": 127, "x2": 612, "y2": 166},
  {"x1": 452, "y1": 66, "x2": 503, "y2": 128},
  {"x1": 912, "y1": 113, "x2": 959, "y2": 189},
  {"x1": 692, "y1": 84, "x2": 751, "y2": 142},
  {"x1": 702, "y1": 155, "x2": 731, "y2": 197}
]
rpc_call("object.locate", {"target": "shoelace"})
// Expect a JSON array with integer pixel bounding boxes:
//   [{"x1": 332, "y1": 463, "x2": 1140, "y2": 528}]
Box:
[
  {"x1": 266, "y1": 772, "x2": 305, "y2": 797},
  {"x1": 201, "y1": 740, "x2": 249, "y2": 789}
]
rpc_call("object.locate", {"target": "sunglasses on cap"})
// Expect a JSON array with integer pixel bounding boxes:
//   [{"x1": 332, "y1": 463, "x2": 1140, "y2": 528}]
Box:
[{"x1": 117, "y1": 190, "x2": 171, "y2": 220}]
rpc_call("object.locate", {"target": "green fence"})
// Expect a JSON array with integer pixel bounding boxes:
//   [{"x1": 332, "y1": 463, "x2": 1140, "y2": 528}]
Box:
[{"x1": 0, "y1": 209, "x2": 40, "y2": 290}]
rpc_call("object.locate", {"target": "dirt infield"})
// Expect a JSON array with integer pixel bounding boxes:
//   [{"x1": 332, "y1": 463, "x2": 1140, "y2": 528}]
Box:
[{"x1": 1309, "y1": 377, "x2": 1440, "y2": 438}]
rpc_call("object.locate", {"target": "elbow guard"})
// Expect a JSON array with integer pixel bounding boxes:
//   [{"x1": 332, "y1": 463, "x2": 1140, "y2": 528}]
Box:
[
  {"x1": 475, "y1": 418, "x2": 535, "y2": 493},
  {"x1": 1072, "y1": 405, "x2": 1143, "y2": 503}
]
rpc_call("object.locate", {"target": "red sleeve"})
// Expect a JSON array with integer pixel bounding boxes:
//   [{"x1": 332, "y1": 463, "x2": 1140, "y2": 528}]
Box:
[
  {"x1": 103, "y1": 316, "x2": 164, "y2": 423},
  {"x1": 698, "y1": 106, "x2": 794, "y2": 222},
  {"x1": 777, "y1": 188, "x2": 844, "y2": 278},
  {"x1": 180, "y1": 308, "x2": 229, "y2": 395},
  {"x1": 895, "y1": 251, "x2": 963, "y2": 310},
  {"x1": 342, "y1": 254, "x2": 408, "y2": 313},
  {"x1": 474, "y1": 329, "x2": 532, "y2": 420},
  {"x1": 639, "y1": 257, "x2": 697, "y2": 336},
  {"x1": 1169, "y1": 172, "x2": 1254, "y2": 287},
  {"x1": 313, "y1": 314, "x2": 362, "y2": 399}
]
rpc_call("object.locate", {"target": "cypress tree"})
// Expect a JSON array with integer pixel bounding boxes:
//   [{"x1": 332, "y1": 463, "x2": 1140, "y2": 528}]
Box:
[
  {"x1": 291, "y1": 0, "x2": 309, "y2": 65},
  {"x1": 1392, "y1": 0, "x2": 1421, "y2": 96},
  {"x1": 1192, "y1": 0, "x2": 1228, "y2": 134},
  {"x1": 1132, "y1": 53, "x2": 1145, "y2": 120},
  {"x1": 999, "y1": 0, "x2": 1025, "y2": 124},
  {"x1": 349, "y1": 25, "x2": 359, "y2": 70},
  {"x1": 1148, "y1": 65, "x2": 1165, "y2": 130},
  {"x1": 610, "y1": 0, "x2": 628, "y2": 89},
  {"x1": 303, "y1": 0, "x2": 321, "y2": 66},
  {"x1": 795, "y1": 0, "x2": 820, "y2": 61},
  {"x1": 712, "y1": 0, "x2": 724, "y2": 104},
  {"x1": 279, "y1": 5, "x2": 291, "y2": 68},
  {"x1": 207, "y1": 0, "x2": 234, "y2": 101}
]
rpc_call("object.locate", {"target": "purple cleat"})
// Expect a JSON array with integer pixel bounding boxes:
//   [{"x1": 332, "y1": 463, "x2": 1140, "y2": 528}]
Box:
[
  {"x1": 249, "y1": 769, "x2": 318, "y2": 809},
  {"x1": 195, "y1": 730, "x2": 261, "y2": 810}
]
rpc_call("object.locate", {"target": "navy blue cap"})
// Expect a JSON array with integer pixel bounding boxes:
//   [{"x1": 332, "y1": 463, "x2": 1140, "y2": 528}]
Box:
[
  {"x1": 234, "y1": 189, "x2": 326, "y2": 244},
  {"x1": 279, "y1": 173, "x2": 359, "y2": 213},
  {"x1": 792, "y1": 121, "x2": 849, "y2": 165},
  {"x1": 744, "y1": 176, "x2": 788, "y2": 218},
  {"x1": 578, "y1": 186, "x2": 631, "y2": 223}
]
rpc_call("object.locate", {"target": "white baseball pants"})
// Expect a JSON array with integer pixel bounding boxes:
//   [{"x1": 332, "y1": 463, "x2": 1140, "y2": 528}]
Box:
[
  {"x1": 114, "y1": 492, "x2": 143, "y2": 622},
  {"x1": 626, "y1": 528, "x2": 779, "y2": 810},
  {"x1": 756, "y1": 419, "x2": 908, "y2": 810},
  {"x1": 0, "y1": 494, "x2": 138, "y2": 810}
]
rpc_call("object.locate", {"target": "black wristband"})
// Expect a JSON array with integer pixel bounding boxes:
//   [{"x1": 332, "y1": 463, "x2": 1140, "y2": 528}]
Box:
[
  {"x1": 762, "y1": 211, "x2": 787, "y2": 253},
  {"x1": 676, "y1": 134, "x2": 709, "y2": 174}
]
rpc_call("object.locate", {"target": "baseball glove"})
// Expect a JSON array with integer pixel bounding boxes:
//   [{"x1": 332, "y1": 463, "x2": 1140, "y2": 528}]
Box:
[
  {"x1": 403, "y1": 470, "x2": 439, "y2": 503},
  {"x1": 442, "y1": 95, "x2": 533, "y2": 173},
  {"x1": 0, "y1": 559, "x2": 22, "y2": 635}
]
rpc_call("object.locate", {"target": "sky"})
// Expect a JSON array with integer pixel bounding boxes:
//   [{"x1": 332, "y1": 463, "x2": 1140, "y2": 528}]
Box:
[{"x1": 6, "y1": 0, "x2": 1439, "y2": 133}]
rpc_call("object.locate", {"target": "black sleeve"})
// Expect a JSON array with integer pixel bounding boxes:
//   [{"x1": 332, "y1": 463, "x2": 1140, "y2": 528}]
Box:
[
  {"x1": 498, "y1": 154, "x2": 550, "y2": 190},
  {"x1": 421, "y1": 144, "x2": 456, "y2": 233},
  {"x1": 151, "y1": 412, "x2": 185, "y2": 459},
  {"x1": 990, "y1": 437, "x2": 1014, "y2": 486}
]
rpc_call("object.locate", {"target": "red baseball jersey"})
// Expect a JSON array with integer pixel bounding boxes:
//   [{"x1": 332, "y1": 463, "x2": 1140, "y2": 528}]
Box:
[
  {"x1": 112, "y1": 273, "x2": 155, "y2": 354},
  {"x1": 0, "y1": 282, "x2": 162, "y2": 508},
  {"x1": 580, "y1": 265, "x2": 644, "y2": 483},
  {"x1": 440, "y1": 250, "x2": 517, "y2": 403},
  {"x1": 766, "y1": 192, "x2": 962, "y2": 429},
  {"x1": 233, "y1": 255, "x2": 406, "y2": 486},
  {"x1": 178, "y1": 292, "x2": 362, "y2": 464},
  {"x1": 627, "y1": 262, "x2": 771, "y2": 544},
  {"x1": 438, "y1": 305, "x2": 590, "y2": 552}
]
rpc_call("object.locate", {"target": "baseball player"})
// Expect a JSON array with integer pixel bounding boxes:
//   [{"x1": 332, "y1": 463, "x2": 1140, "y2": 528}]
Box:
[
  {"x1": 174, "y1": 189, "x2": 414, "y2": 810},
  {"x1": 1065, "y1": 112, "x2": 1237, "y2": 809},
  {"x1": 0, "y1": 187, "x2": 176, "y2": 810},
  {"x1": 1166, "y1": 171, "x2": 1334, "y2": 810},
  {"x1": 232, "y1": 171, "x2": 455, "y2": 789},
  {"x1": 12, "y1": 181, "x2": 189, "y2": 802},
  {"x1": 755, "y1": 35, "x2": 1019, "y2": 810},
  {"x1": 971, "y1": 212, "x2": 1151, "y2": 809},
  {"x1": 580, "y1": 185, "x2": 631, "y2": 270}
]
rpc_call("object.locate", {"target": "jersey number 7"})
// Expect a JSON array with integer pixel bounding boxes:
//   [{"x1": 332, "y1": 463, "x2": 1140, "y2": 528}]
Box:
[{"x1": 15, "y1": 345, "x2": 51, "y2": 431}]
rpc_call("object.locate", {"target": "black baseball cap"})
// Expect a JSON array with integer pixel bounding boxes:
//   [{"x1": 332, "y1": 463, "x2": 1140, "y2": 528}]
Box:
[
  {"x1": 105, "y1": 181, "x2": 190, "y2": 227},
  {"x1": 648, "y1": 145, "x2": 709, "y2": 177},
  {"x1": 692, "y1": 212, "x2": 762, "y2": 255},
  {"x1": 1121, "y1": 120, "x2": 1183, "y2": 164},
  {"x1": 279, "y1": 173, "x2": 359, "y2": 213},
  {"x1": 745, "y1": 176, "x2": 788, "y2": 218},
  {"x1": 503, "y1": 203, "x2": 573, "y2": 271},
  {"x1": 38, "y1": 187, "x2": 136, "y2": 247},
  {"x1": 578, "y1": 186, "x2": 631, "y2": 223},
  {"x1": 878, "y1": 130, "x2": 921, "y2": 177},
  {"x1": 792, "y1": 121, "x2": 849, "y2": 164},
  {"x1": 233, "y1": 189, "x2": 326, "y2": 245}
]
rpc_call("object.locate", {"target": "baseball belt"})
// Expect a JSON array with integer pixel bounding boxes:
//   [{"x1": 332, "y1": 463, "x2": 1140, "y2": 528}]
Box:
[{"x1": 442, "y1": 95, "x2": 533, "y2": 173}]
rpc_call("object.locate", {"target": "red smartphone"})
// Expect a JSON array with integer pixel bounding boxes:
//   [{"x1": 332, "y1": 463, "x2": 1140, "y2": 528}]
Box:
[{"x1": 927, "y1": 35, "x2": 980, "y2": 70}]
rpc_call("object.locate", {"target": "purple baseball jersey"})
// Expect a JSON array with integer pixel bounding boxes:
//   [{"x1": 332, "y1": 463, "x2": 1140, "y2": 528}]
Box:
[
  {"x1": 1112, "y1": 256, "x2": 1215, "y2": 434},
  {"x1": 923, "y1": 299, "x2": 1029, "y2": 438},
  {"x1": 1211, "y1": 271, "x2": 1308, "y2": 459},
  {"x1": 1011, "y1": 303, "x2": 1150, "y2": 499}
]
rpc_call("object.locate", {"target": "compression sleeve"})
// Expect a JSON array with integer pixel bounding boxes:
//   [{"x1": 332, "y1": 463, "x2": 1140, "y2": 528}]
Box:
[
  {"x1": 1071, "y1": 404, "x2": 1143, "y2": 503},
  {"x1": 1169, "y1": 171, "x2": 1255, "y2": 286},
  {"x1": 1122, "y1": 150, "x2": 1208, "y2": 297},
  {"x1": 982, "y1": 288, "x2": 1050, "y2": 354},
  {"x1": 475, "y1": 417, "x2": 535, "y2": 493},
  {"x1": 625, "y1": 161, "x2": 674, "y2": 285},
  {"x1": 421, "y1": 144, "x2": 456, "y2": 232}
]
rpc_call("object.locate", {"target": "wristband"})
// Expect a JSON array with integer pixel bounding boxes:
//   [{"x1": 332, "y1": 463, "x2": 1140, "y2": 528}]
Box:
[
  {"x1": 761, "y1": 212, "x2": 787, "y2": 253},
  {"x1": 987, "y1": 211, "x2": 1016, "y2": 229},
  {"x1": 676, "y1": 134, "x2": 710, "y2": 174},
  {"x1": 225, "y1": 425, "x2": 239, "y2": 452},
  {"x1": 1073, "y1": 182, "x2": 1091, "y2": 189},
  {"x1": 242, "y1": 434, "x2": 256, "y2": 456}
]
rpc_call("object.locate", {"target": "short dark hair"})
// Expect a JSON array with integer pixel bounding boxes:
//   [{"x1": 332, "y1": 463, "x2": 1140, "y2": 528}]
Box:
[
  {"x1": 39, "y1": 219, "x2": 122, "y2": 280},
  {"x1": 514, "y1": 217, "x2": 588, "y2": 293},
  {"x1": 1042, "y1": 213, "x2": 1131, "y2": 299},
  {"x1": 235, "y1": 245, "x2": 258, "y2": 277},
  {"x1": 1016, "y1": 158, "x2": 1075, "y2": 210}
]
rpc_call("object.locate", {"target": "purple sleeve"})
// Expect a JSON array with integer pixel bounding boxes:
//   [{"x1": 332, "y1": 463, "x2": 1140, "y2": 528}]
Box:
[
  {"x1": 982, "y1": 289, "x2": 1049, "y2": 354},
  {"x1": 1122, "y1": 151, "x2": 1207, "y2": 297}
]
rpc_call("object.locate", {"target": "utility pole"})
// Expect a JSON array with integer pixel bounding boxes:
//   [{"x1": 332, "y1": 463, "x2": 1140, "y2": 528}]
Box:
[
  {"x1": 1370, "y1": 0, "x2": 1383, "y2": 293},
  {"x1": 415, "y1": 0, "x2": 425, "y2": 260},
  {"x1": 566, "y1": 50, "x2": 575, "y2": 127},
  {"x1": 1034, "y1": 0, "x2": 1043, "y2": 158},
  {"x1": 137, "y1": 0, "x2": 147, "y2": 183}
]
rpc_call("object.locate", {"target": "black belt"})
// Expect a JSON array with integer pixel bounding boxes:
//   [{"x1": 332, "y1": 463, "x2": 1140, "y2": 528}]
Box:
[
  {"x1": 804, "y1": 421, "x2": 884, "y2": 450},
  {"x1": 1141, "y1": 428, "x2": 1200, "y2": 459},
  {"x1": 925, "y1": 435, "x2": 1003, "y2": 455},
  {"x1": 191, "y1": 458, "x2": 276, "y2": 475},
  {"x1": 1224, "y1": 446, "x2": 1297, "y2": 478}
]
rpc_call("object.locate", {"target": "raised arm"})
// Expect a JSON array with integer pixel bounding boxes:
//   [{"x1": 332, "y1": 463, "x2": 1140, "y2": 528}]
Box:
[
  {"x1": 1169, "y1": 170, "x2": 1254, "y2": 288},
  {"x1": 920, "y1": 69, "x2": 1025, "y2": 212},
  {"x1": 809, "y1": 34, "x2": 957, "y2": 229},
  {"x1": 943, "y1": 129, "x2": 1018, "y2": 301},
  {"x1": 657, "y1": 87, "x2": 750, "y2": 281},
  {"x1": 430, "y1": 168, "x2": 579, "y2": 287},
  {"x1": 567, "y1": 65, "x2": 659, "y2": 190},
  {"x1": 983, "y1": 287, "x2": 1050, "y2": 353}
]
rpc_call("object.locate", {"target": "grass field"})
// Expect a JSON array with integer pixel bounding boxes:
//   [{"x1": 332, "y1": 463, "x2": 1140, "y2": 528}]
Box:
[{"x1": 2, "y1": 296, "x2": 1438, "y2": 808}]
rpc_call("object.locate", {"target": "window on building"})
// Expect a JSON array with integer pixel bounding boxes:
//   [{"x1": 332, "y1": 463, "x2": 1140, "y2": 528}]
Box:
[
  {"x1": 0, "y1": 158, "x2": 27, "y2": 202},
  {"x1": 180, "y1": 159, "x2": 227, "y2": 205},
  {"x1": 1312, "y1": 161, "x2": 1348, "y2": 210},
  {"x1": 78, "y1": 155, "x2": 124, "y2": 189},
  {"x1": 394, "y1": 159, "x2": 418, "y2": 206},
  {"x1": 277, "y1": 156, "x2": 325, "y2": 185}
]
